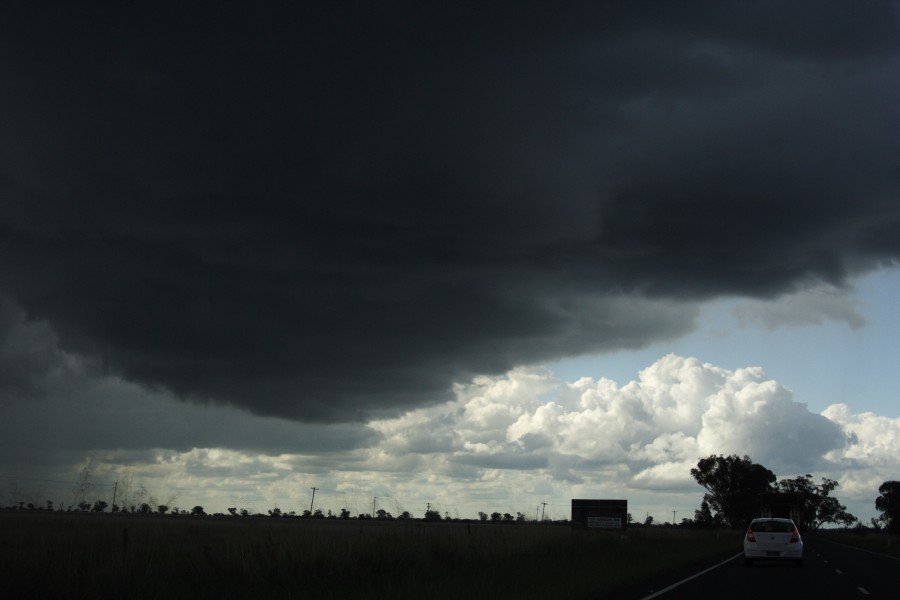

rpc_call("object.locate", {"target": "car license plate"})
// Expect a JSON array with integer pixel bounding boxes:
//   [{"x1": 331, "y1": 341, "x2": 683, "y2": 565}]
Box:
[{"x1": 766, "y1": 551, "x2": 780, "y2": 557}]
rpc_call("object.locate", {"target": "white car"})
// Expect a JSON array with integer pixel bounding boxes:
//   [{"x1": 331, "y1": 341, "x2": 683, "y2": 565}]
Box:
[{"x1": 743, "y1": 517, "x2": 804, "y2": 566}]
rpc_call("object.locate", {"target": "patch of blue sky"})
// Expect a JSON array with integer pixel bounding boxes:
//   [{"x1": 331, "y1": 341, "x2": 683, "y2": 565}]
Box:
[{"x1": 544, "y1": 266, "x2": 899, "y2": 417}]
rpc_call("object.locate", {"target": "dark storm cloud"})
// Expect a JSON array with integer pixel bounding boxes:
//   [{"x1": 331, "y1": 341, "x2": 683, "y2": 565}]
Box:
[
  {"x1": 0, "y1": 296, "x2": 377, "y2": 472},
  {"x1": 1, "y1": 2, "x2": 898, "y2": 420}
]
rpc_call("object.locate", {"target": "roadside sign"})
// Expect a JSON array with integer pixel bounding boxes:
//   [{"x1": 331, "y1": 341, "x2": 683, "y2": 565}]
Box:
[{"x1": 571, "y1": 499, "x2": 628, "y2": 530}]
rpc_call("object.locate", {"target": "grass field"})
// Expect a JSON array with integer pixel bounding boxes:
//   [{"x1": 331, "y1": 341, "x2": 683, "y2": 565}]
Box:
[
  {"x1": 813, "y1": 529, "x2": 900, "y2": 559},
  {"x1": 0, "y1": 512, "x2": 739, "y2": 599}
]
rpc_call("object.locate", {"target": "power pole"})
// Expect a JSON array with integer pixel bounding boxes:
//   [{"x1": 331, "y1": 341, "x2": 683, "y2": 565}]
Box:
[
  {"x1": 310, "y1": 487, "x2": 318, "y2": 515},
  {"x1": 536, "y1": 506, "x2": 540, "y2": 522},
  {"x1": 672, "y1": 510, "x2": 678, "y2": 525},
  {"x1": 112, "y1": 481, "x2": 118, "y2": 512},
  {"x1": 373, "y1": 496, "x2": 377, "y2": 518},
  {"x1": 541, "y1": 502, "x2": 548, "y2": 522}
]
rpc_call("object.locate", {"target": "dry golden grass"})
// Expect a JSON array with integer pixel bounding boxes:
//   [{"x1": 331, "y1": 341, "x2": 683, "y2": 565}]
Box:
[{"x1": 1, "y1": 511, "x2": 738, "y2": 599}]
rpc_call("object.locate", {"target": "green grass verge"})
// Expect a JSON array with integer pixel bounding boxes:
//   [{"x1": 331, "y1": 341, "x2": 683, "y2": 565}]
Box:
[{"x1": 1, "y1": 512, "x2": 739, "y2": 599}]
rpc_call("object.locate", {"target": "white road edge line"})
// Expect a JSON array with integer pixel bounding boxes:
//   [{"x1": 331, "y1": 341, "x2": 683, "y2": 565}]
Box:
[
  {"x1": 639, "y1": 553, "x2": 743, "y2": 600},
  {"x1": 835, "y1": 569, "x2": 843, "y2": 574},
  {"x1": 858, "y1": 587, "x2": 870, "y2": 595}
]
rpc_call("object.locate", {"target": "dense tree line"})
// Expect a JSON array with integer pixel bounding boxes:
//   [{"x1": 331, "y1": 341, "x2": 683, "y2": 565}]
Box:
[{"x1": 689, "y1": 454, "x2": 863, "y2": 530}]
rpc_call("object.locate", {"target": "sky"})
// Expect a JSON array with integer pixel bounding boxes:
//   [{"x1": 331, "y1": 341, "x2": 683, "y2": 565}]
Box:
[{"x1": 1, "y1": 2, "x2": 898, "y2": 524}]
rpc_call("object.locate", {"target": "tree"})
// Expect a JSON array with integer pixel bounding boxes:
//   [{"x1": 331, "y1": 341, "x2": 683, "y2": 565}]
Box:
[
  {"x1": 776, "y1": 475, "x2": 856, "y2": 530},
  {"x1": 693, "y1": 499, "x2": 716, "y2": 528},
  {"x1": 643, "y1": 514, "x2": 654, "y2": 526},
  {"x1": 157, "y1": 505, "x2": 169, "y2": 515},
  {"x1": 478, "y1": 511, "x2": 488, "y2": 522},
  {"x1": 339, "y1": 508, "x2": 351, "y2": 520},
  {"x1": 227, "y1": 507, "x2": 237, "y2": 516},
  {"x1": 876, "y1": 481, "x2": 900, "y2": 534},
  {"x1": 691, "y1": 454, "x2": 776, "y2": 528},
  {"x1": 191, "y1": 505, "x2": 205, "y2": 516},
  {"x1": 490, "y1": 512, "x2": 502, "y2": 523},
  {"x1": 423, "y1": 509, "x2": 442, "y2": 522}
]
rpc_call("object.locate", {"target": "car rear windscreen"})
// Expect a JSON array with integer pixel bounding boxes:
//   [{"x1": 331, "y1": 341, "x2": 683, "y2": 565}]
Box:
[{"x1": 752, "y1": 521, "x2": 794, "y2": 532}]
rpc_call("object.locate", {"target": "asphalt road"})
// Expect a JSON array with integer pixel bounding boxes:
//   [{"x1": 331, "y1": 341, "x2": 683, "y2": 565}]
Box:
[{"x1": 627, "y1": 535, "x2": 898, "y2": 599}]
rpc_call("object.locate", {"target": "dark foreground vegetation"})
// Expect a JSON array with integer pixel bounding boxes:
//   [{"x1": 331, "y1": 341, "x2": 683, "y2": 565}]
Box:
[
  {"x1": 2, "y1": 511, "x2": 738, "y2": 600},
  {"x1": 814, "y1": 528, "x2": 900, "y2": 559}
]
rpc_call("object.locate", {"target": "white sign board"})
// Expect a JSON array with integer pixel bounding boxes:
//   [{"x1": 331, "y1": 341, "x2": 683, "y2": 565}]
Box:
[{"x1": 587, "y1": 517, "x2": 622, "y2": 529}]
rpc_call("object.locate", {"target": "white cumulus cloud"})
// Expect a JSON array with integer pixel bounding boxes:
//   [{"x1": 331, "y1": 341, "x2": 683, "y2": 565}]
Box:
[{"x1": 365, "y1": 354, "x2": 851, "y2": 494}]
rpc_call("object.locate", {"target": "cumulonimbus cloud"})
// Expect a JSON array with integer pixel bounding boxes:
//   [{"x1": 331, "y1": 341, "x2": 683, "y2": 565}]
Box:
[
  {"x1": 1, "y1": 3, "x2": 898, "y2": 421},
  {"x1": 731, "y1": 283, "x2": 867, "y2": 330}
]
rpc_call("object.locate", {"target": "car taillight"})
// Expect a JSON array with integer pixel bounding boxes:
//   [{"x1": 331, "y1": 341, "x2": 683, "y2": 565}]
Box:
[
  {"x1": 790, "y1": 528, "x2": 800, "y2": 543},
  {"x1": 746, "y1": 528, "x2": 756, "y2": 542}
]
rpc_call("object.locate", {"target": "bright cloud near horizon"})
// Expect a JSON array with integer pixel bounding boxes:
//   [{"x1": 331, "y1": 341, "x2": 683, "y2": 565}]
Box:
[{"x1": 1, "y1": 3, "x2": 899, "y2": 524}]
